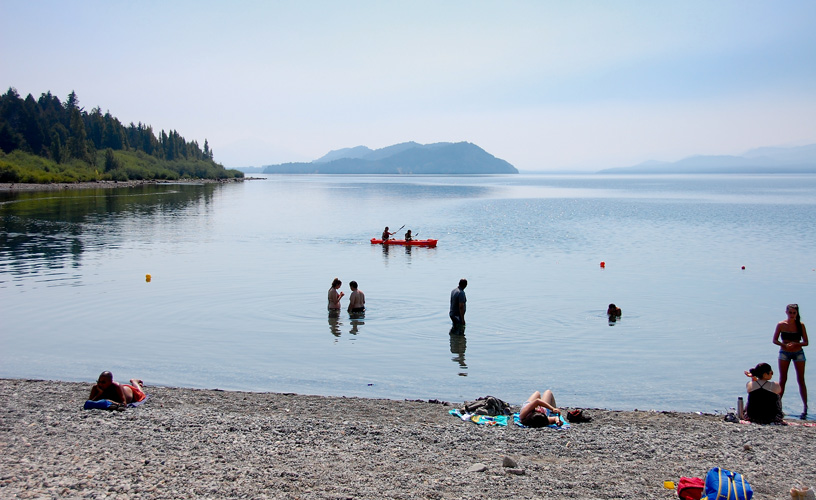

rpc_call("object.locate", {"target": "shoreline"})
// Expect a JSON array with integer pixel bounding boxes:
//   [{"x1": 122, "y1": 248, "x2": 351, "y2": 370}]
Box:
[
  {"x1": 2, "y1": 378, "x2": 814, "y2": 499},
  {"x1": 0, "y1": 178, "x2": 253, "y2": 192}
]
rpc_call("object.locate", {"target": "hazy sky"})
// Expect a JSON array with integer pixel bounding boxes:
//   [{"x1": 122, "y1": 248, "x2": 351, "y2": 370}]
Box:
[{"x1": 2, "y1": 1, "x2": 815, "y2": 171}]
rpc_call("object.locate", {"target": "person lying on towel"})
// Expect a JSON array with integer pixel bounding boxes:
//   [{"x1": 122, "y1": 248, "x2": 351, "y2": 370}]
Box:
[
  {"x1": 89, "y1": 371, "x2": 147, "y2": 405},
  {"x1": 520, "y1": 389, "x2": 564, "y2": 427}
]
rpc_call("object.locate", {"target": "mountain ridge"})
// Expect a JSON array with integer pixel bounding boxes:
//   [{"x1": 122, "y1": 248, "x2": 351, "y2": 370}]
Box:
[
  {"x1": 263, "y1": 141, "x2": 517, "y2": 174},
  {"x1": 599, "y1": 143, "x2": 816, "y2": 174}
]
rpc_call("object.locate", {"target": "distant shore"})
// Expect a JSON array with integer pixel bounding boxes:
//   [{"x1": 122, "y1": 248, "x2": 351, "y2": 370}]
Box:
[
  {"x1": 1, "y1": 378, "x2": 814, "y2": 499},
  {"x1": 0, "y1": 178, "x2": 251, "y2": 193}
]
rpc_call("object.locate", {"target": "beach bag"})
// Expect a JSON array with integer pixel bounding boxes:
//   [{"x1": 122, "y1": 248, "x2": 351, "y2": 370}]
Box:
[
  {"x1": 463, "y1": 396, "x2": 511, "y2": 416},
  {"x1": 678, "y1": 476, "x2": 704, "y2": 500},
  {"x1": 703, "y1": 467, "x2": 752, "y2": 500}
]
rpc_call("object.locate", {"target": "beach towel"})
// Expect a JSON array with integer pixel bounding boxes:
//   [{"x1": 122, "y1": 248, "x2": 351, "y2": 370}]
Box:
[
  {"x1": 83, "y1": 394, "x2": 149, "y2": 410},
  {"x1": 513, "y1": 410, "x2": 570, "y2": 430},
  {"x1": 449, "y1": 409, "x2": 509, "y2": 426}
]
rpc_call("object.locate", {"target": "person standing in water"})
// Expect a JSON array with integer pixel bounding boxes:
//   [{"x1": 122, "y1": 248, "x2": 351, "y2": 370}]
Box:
[
  {"x1": 773, "y1": 303, "x2": 808, "y2": 416},
  {"x1": 328, "y1": 278, "x2": 344, "y2": 312},
  {"x1": 347, "y1": 280, "x2": 365, "y2": 314},
  {"x1": 450, "y1": 278, "x2": 467, "y2": 327}
]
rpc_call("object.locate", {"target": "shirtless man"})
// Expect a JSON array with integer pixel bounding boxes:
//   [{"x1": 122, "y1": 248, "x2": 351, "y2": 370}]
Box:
[
  {"x1": 89, "y1": 371, "x2": 147, "y2": 405},
  {"x1": 347, "y1": 280, "x2": 366, "y2": 313}
]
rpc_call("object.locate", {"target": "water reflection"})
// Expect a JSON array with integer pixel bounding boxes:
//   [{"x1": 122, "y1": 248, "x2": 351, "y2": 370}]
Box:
[
  {"x1": 328, "y1": 311, "x2": 365, "y2": 337},
  {"x1": 328, "y1": 310, "x2": 342, "y2": 337},
  {"x1": 349, "y1": 313, "x2": 365, "y2": 335},
  {"x1": 0, "y1": 184, "x2": 218, "y2": 280},
  {"x1": 449, "y1": 326, "x2": 467, "y2": 376}
]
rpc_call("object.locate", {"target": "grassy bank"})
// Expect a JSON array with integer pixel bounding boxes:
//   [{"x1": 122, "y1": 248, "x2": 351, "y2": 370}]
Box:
[{"x1": 0, "y1": 149, "x2": 243, "y2": 183}]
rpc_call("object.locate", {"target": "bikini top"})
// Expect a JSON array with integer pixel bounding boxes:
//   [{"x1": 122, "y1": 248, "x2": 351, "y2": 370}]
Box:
[{"x1": 781, "y1": 330, "x2": 802, "y2": 343}]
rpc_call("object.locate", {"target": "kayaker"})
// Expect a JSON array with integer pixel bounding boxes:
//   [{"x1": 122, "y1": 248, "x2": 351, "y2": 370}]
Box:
[
  {"x1": 328, "y1": 278, "x2": 344, "y2": 312},
  {"x1": 382, "y1": 227, "x2": 395, "y2": 241},
  {"x1": 347, "y1": 280, "x2": 365, "y2": 314},
  {"x1": 404, "y1": 229, "x2": 412, "y2": 242},
  {"x1": 450, "y1": 278, "x2": 467, "y2": 327}
]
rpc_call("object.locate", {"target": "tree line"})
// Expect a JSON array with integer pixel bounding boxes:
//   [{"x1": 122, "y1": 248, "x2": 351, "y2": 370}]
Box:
[{"x1": 0, "y1": 88, "x2": 241, "y2": 182}]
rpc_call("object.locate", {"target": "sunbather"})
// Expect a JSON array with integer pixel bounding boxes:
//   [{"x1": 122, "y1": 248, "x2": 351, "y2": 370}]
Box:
[
  {"x1": 89, "y1": 371, "x2": 146, "y2": 405},
  {"x1": 520, "y1": 389, "x2": 564, "y2": 427}
]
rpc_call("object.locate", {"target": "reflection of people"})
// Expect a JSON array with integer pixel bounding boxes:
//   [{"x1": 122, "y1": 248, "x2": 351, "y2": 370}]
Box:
[
  {"x1": 520, "y1": 390, "x2": 563, "y2": 427},
  {"x1": 607, "y1": 303, "x2": 621, "y2": 317},
  {"x1": 449, "y1": 330, "x2": 467, "y2": 374},
  {"x1": 328, "y1": 314, "x2": 341, "y2": 337},
  {"x1": 773, "y1": 304, "x2": 808, "y2": 415},
  {"x1": 450, "y1": 278, "x2": 467, "y2": 326},
  {"x1": 328, "y1": 278, "x2": 344, "y2": 311},
  {"x1": 89, "y1": 371, "x2": 146, "y2": 405},
  {"x1": 744, "y1": 363, "x2": 783, "y2": 424},
  {"x1": 382, "y1": 227, "x2": 395, "y2": 241},
  {"x1": 347, "y1": 280, "x2": 365, "y2": 313},
  {"x1": 349, "y1": 317, "x2": 364, "y2": 335},
  {"x1": 404, "y1": 229, "x2": 412, "y2": 242}
]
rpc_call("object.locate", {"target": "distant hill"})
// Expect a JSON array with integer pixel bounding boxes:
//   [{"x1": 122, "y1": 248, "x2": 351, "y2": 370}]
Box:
[
  {"x1": 599, "y1": 143, "x2": 816, "y2": 174},
  {"x1": 263, "y1": 142, "x2": 518, "y2": 174}
]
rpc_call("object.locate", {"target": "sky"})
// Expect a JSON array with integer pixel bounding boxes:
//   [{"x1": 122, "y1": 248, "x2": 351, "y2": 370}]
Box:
[{"x1": 2, "y1": 1, "x2": 816, "y2": 171}]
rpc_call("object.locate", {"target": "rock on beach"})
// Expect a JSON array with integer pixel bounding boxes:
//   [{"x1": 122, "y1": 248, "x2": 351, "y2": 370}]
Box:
[{"x1": 1, "y1": 378, "x2": 814, "y2": 499}]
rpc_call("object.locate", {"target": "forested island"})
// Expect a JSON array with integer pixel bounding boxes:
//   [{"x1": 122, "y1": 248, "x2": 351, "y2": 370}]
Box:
[
  {"x1": 262, "y1": 141, "x2": 518, "y2": 174},
  {"x1": 0, "y1": 88, "x2": 242, "y2": 183}
]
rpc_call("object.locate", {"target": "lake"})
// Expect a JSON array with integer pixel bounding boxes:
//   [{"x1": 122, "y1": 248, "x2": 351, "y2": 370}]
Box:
[{"x1": 1, "y1": 174, "x2": 814, "y2": 417}]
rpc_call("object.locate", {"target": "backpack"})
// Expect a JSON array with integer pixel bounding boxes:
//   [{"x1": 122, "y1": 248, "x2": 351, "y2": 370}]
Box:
[
  {"x1": 703, "y1": 467, "x2": 752, "y2": 500},
  {"x1": 678, "y1": 476, "x2": 704, "y2": 500},
  {"x1": 463, "y1": 396, "x2": 511, "y2": 416}
]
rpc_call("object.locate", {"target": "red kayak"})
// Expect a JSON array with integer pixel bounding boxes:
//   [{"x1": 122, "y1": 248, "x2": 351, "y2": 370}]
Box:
[{"x1": 371, "y1": 238, "x2": 438, "y2": 247}]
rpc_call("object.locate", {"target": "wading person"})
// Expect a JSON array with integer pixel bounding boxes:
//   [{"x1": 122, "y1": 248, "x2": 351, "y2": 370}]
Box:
[
  {"x1": 328, "y1": 278, "x2": 344, "y2": 312},
  {"x1": 450, "y1": 278, "x2": 467, "y2": 327},
  {"x1": 347, "y1": 280, "x2": 365, "y2": 314},
  {"x1": 773, "y1": 303, "x2": 808, "y2": 416}
]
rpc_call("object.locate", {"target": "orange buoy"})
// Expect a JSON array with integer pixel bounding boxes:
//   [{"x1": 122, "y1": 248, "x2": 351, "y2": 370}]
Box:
[{"x1": 145, "y1": 274, "x2": 152, "y2": 282}]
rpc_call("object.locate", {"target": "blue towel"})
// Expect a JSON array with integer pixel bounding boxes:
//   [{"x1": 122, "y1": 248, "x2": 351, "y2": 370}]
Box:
[
  {"x1": 449, "y1": 408, "x2": 509, "y2": 426},
  {"x1": 513, "y1": 410, "x2": 570, "y2": 429}
]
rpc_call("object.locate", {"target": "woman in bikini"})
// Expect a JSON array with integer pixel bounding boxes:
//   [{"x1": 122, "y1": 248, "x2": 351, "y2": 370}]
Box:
[
  {"x1": 89, "y1": 371, "x2": 146, "y2": 405},
  {"x1": 773, "y1": 303, "x2": 808, "y2": 416},
  {"x1": 519, "y1": 389, "x2": 563, "y2": 427},
  {"x1": 743, "y1": 363, "x2": 783, "y2": 424}
]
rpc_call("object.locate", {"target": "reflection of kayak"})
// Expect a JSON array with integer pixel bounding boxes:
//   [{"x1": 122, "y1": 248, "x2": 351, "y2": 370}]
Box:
[{"x1": 371, "y1": 238, "x2": 438, "y2": 247}]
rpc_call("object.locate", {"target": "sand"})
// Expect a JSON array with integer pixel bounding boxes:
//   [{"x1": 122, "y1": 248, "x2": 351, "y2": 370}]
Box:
[{"x1": 1, "y1": 378, "x2": 813, "y2": 499}]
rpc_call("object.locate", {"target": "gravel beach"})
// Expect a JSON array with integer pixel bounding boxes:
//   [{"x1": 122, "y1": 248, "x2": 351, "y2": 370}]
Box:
[{"x1": 1, "y1": 379, "x2": 813, "y2": 499}]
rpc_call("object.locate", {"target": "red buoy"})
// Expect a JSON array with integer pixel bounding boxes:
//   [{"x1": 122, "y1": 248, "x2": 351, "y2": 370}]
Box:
[{"x1": 600, "y1": 261, "x2": 606, "y2": 268}]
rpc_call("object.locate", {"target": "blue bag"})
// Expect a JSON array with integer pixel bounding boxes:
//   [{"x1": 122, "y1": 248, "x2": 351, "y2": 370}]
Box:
[
  {"x1": 84, "y1": 399, "x2": 114, "y2": 410},
  {"x1": 703, "y1": 467, "x2": 752, "y2": 500}
]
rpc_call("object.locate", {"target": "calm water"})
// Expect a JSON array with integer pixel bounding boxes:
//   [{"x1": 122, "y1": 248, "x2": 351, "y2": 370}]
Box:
[{"x1": 1, "y1": 174, "x2": 815, "y2": 416}]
